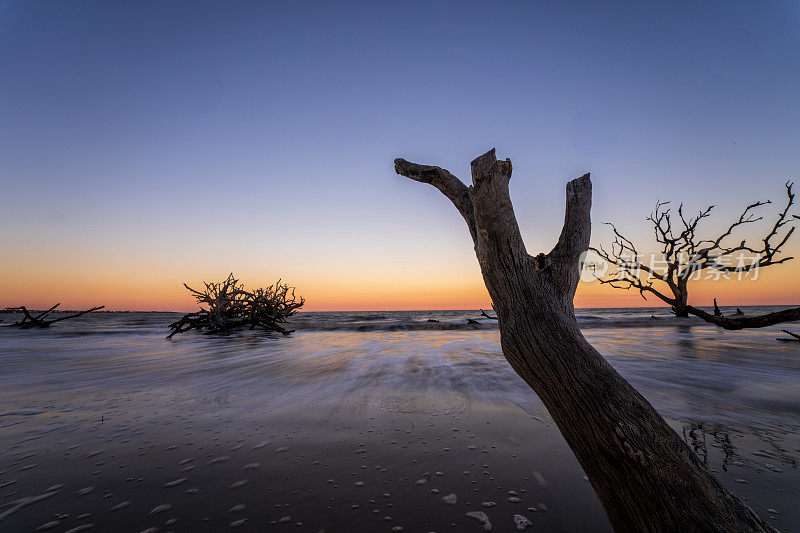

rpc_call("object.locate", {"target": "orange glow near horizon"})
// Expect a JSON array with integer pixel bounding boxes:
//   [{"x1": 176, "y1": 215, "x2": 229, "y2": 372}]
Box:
[{"x1": 2, "y1": 263, "x2": 798, "y2": 312}]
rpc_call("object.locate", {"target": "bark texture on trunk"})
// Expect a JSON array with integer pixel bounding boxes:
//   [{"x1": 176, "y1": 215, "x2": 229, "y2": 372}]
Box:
[{"x1": 395, "y1": 149, "x2": 774, "y2": 533}]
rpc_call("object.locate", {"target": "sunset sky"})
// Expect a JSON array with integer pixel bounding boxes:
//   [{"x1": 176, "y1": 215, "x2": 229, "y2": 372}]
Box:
[{"x1": 1, "y1": 1, "x2": 799, "y2": 311}]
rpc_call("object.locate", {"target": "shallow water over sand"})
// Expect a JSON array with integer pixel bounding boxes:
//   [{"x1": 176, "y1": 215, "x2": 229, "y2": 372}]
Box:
[{"x1": 1, "y1": 309, "x2": 799, "y2": 531}]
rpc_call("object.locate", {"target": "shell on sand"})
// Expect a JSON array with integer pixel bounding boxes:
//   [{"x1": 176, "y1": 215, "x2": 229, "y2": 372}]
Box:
[
  {"x1": 109, "y1": 501, "x2": 131, "y2": 511},
  {"x1": 514, "y1": 514, "x2": 533, "y2": 530},
  {"x1": 466, "y1": 511, "x2": 492, "y2": 531},
  {"x1": 149, "y1": 504, "x2": 172, "y2": 514},
  {"x1": 63, "y1": 525, "x2": 94, "y2": 533}
]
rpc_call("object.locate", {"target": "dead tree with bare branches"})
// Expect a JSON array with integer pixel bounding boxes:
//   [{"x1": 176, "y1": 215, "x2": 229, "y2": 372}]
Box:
[
  {"x1": 591, "y1": 182, "x2": 799, "y2": 326},
  {"x1": 4, "y1": 304, "x2": 105, "y2": 328},
  {"x1": 395, "y1": 148, "x2": 774, "y2": 532},
  {"x1": 167, "y1": 274, "x2": 304, "y2": 339}
]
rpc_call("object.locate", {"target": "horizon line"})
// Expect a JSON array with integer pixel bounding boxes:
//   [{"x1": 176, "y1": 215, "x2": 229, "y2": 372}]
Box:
[{"x1": 3, "y1": 303, "x2": 797, "y2": 314}]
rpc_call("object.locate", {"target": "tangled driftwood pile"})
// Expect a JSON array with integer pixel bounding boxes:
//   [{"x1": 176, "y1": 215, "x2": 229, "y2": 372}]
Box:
[{"x1": 167, "y1": 274, "x2": 304, "y2": 339}]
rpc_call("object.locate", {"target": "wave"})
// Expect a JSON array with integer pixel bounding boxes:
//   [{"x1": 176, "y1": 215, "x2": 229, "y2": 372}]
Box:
[
  {"x1": 2, "y1": 307, "x2": 796, "y2": 336},
  {"x1": 287, "y1": 316, "x2": 727, "y2": 332},
  {"x1": 346, "y1": 314, "x2": 389, "y2": 321}
]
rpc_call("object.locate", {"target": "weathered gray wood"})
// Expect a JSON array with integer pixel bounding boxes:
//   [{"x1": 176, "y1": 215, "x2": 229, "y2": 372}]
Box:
[{"x1": 395, "y1": 148, "x2": 774, "y2": 532}]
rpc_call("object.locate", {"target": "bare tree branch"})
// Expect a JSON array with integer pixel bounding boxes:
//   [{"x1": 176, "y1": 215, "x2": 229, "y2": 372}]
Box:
[
  {"x1": 550, "y1": 173, "x2": 592, "y2": 265},
  {"x1": 394, "y1": 158, "x2": 477, "y2": 244}
]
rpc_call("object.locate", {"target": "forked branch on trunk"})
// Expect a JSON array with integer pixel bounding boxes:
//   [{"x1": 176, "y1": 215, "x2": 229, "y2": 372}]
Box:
[
  {"x1": 4, "y1": 304, "x2": 105, "y2": 328},
  {"x1": 395, "y1": 149, "x2": 774, "y2": 532},
  {"x1": 167, "y1": 274, "x2": 304, "y2": 339}
]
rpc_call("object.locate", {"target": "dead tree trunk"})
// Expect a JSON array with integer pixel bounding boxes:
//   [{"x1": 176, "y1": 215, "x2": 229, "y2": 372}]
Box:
[
  {"x1": 395, "y1": 149, "x2": 773, "y2": 532},
  {"x1": 672, "y1": 279, "x2": 689, "y2": 317}
]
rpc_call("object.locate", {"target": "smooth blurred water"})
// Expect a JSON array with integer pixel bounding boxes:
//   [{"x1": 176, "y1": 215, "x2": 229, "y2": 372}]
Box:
[{"x1": 1, "y1": 307, "x2": 799, "y2": 432}]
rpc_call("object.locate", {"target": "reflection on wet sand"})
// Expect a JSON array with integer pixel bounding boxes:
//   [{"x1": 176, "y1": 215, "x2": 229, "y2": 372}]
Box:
[{"x1": 1, "y1": 311, "x2": 798, "y2": 531}]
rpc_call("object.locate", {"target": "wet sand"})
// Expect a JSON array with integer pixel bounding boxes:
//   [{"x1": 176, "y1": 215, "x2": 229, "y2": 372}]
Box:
[
  {"x1": 2, "y1": 387, "x2": 798, "y2": 532},
  {"x1": 2, "y1": 314, "x2": 799, "y2": 531},
  {"x1": 2, "y1": 385, "x2": 611, "y2": 532}
]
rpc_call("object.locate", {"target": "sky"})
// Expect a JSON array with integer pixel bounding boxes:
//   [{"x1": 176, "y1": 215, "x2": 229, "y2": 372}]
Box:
[{"x1": 1, "y1": 1, "x2": 799, "y2": 311}]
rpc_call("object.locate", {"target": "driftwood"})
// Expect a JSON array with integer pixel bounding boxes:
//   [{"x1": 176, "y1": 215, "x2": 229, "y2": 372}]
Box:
[
  {"x1": 778, "y1": 329, "x2": 800, "y2": 342},
  {"x1": 591, "y1": 182, "x2": 797, "y2": 320},
  {"x1": 685, "y1": 303, "x2": 800, "y2": 330},
  {"x1": 395, "y1": 148, "x2": 774, "y2": 532},
  {"x1": 167, "y1": 274, "x2": 303, "y2": 339},
  {"x1": 480, "y1": 309, "x2": 498, "y2": 320},
  {"x1": 4, "y1": 304, "x2": 104, "y2": 328}
]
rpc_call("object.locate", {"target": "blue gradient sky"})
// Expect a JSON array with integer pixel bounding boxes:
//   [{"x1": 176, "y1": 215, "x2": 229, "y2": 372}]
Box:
[{"x1": 1, "y1": 1, "x2": 799, "y2": 310}]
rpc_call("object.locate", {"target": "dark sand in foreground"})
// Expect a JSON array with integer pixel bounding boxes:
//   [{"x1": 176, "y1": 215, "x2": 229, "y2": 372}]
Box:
[{"x1": 1, "y1": 387, "x2": 797, "y2": 532}]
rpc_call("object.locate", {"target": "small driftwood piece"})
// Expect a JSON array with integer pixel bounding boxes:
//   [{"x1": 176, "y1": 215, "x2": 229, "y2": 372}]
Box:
[
  {"x1": 167, "y1": 274, "x2": 304, "y2": 339},
  {"x1": 4, "y1": 303, "x2": 104, "y2": 328},
  {"x1": 778, "y1": 329, "x2": 800, "y2": 342},
  {"x1": 686, "y1": 303, "x2": 800, "y2": 330}
]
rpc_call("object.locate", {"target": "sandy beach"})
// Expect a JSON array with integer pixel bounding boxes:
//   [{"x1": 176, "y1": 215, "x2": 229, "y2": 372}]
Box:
[{"x1": 1, "y1": 310, "x2": 798, "y2": 532}]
